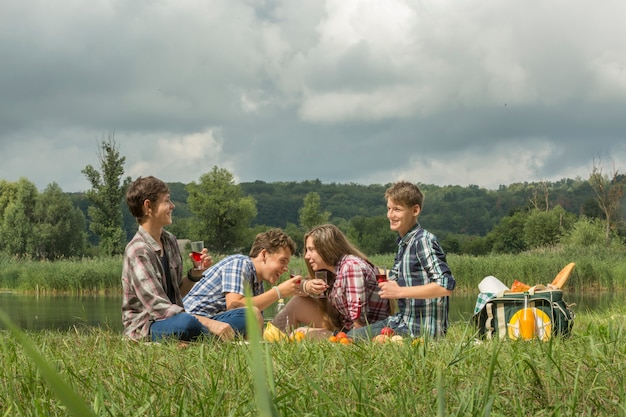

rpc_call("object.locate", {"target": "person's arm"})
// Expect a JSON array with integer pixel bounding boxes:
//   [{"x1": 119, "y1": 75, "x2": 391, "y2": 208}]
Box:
[
  {"x1": 179, "y1": 268, "x2": 204, "y2": 297},
  {"x1": 335, "y1": 263, "x2": 367, "y2": 326},
  {"x1": 225, "y1": 276, "x2": 303, "y2": 311},
  {"x1": 178, "y1": 249, "x2": 214, "y2": 297},
  {"x1": 379, "y1": 232, "x2": 455, "y2": 300},
  {"x1": 378, "y1": 280, "x2": 452, "y2": 299}
]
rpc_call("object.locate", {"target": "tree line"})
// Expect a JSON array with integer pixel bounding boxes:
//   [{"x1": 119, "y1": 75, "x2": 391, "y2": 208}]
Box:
[{"x1": 1, "y1": 138, "x2": 624, "y2": 260}]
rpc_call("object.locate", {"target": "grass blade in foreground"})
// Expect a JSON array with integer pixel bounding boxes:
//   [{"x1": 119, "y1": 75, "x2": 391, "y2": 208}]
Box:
[
  {"x1": 0, "y1": 308, "x2": 97, "y2": 417},
  {"x1": 244, "y1": 287, "x2": 279, "y2": 417}
]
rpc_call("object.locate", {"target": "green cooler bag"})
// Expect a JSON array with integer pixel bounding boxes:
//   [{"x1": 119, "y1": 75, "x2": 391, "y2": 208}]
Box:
[{"x1": 474, "y1": 289, "x2": 575, "y2": 340}]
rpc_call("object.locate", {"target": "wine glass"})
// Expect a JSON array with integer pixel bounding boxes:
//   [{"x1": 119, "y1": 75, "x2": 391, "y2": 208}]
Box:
[
  {"x1": 190, "y1": 241, "x2": 204, "y2": 270},
  {"x1": 314, "y1": 270, "x2": 328, "y2": 298},
  {"x1": 376, "y1": 266, "x2": 388, "y2": 284}
]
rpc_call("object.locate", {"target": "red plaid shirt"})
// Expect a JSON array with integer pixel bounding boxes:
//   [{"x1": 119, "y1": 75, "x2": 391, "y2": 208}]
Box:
[{"x1": 328, "y1": 255, "x2": 389, "y2": 331}]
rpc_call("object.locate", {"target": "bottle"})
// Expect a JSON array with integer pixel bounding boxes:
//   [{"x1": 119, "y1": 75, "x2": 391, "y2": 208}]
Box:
[{"x1": 519, "y1": 292, "x2": 535, "y2": 340}]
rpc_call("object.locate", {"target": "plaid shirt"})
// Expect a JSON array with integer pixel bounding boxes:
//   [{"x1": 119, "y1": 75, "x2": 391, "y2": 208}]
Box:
[
  {"x1": 183, "y1": 254, "x2": 264, "y2": 318},
  {"x1": 387, "y1": 224, "x2": 456, "y2": 337},
  {"x1": 474, "y1": 292, "x2": 499, "y2": 315},
  {"x1": 121, "y1": 227, "x2": 185, "y2": 341},
  {"x1": 328, "y1": 255, "x2": 389, "y2": 331}
]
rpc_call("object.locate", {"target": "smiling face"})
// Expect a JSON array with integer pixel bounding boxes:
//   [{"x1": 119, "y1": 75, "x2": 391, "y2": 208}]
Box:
[
  {"x1": 303, "y1": 236, "x2": 333, "y2": 272},
  {"x1": 147, "y1": 193, "x2": 175, "y2": 228},
  {"x1": 387, "y1": 198, "x2": 420, "y2": 237},
  {"x1": 257, "y1": 247, "x2": 291, "y2": 284}
]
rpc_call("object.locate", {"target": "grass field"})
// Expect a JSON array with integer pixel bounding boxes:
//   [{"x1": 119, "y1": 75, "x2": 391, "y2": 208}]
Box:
[
  {"x1": 1, "y1": 304, "x2": 625, "y2": 416},
  {"x1": 1, "y1": 245, "x2": 625, "y2": 415}
]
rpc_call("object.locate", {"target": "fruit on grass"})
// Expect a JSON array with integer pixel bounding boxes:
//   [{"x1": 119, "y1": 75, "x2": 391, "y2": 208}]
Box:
[
  {"x1": 292, "y1": 331, "x2": 305, "y2": 342},
  {"x1": 391, "y1": 335, "x2": 404, "y2": 344},
  {"x1": 380, "y1": 327, "x2": 395, "y2": 336},
  {"x1": 373, "y1": 334, "x2": 389, "y2": 344},
  {"x1": 329, "y1": 331, "x2": 353, "y2": 344}
]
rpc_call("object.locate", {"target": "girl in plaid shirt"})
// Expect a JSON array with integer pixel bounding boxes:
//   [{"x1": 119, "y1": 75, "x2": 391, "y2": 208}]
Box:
[{"x1": 271, "y1": 224, "x2": 389, "y2": 340}]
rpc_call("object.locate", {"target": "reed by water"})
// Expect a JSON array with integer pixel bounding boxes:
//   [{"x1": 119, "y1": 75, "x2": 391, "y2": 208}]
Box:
[{"x1": 2, "y1": 244, "x2": 625, "y2": 294}]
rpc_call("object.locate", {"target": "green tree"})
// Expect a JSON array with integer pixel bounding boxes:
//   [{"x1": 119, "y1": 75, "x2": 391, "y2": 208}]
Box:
[
  {"x1": 347, "y1": 215, "x2": 396, "y2": 255},
  {"x1": 187, "y1": 166, "x2": 257, "y2": 252},
  {"x1": 298, "y1": 192, "x2": 330, "y2": 230},
  {"x1": 284, "y1": 222, "x2": 304, "y2": 255},
  {"x1": 0, "y1": 179, "x2": 19, "y2": 223},
  {"x1": 487, "y1": 210, "x2": 529, "y2": 254},
  {"x1": 0, "y1": 178, "x2": 38, "y2": 256},
  {"x1": 524, "y1": 206, "x2": 576, "y2": 249},
  {"x1": 588, "y1": 159, "x2": 625, "y2": 242},
  {"x1": 561, "y1": 216, "x2": 608, "y2": 248},
  {"x1": 33, "y1": 183, "x2": 87, "y2": 260},
  {"x1": 81, "y1": 135, "x2": 131, "y2": 256}
]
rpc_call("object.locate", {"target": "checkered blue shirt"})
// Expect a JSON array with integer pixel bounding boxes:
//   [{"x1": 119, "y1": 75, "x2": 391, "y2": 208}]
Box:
[
  {"x1": 183, "y1": 254, "x2": 264, "y2": 318},
  {"x1": 387, "y1": 224, "x2": 456, "y2": 338}
]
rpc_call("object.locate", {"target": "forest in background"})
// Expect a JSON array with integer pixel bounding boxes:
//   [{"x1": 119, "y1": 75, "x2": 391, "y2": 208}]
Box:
[
  {"x1": 65, "y1": 174, "x2": 624, "y2": 256},
  {"x1": 2, "y1": 137, "x2": 624, "y2": 259}
]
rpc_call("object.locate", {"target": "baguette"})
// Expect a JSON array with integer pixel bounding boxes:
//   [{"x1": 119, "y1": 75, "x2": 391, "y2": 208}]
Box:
[{"x1": 550, "y1": 262, "x2": 575, "y2": 289}]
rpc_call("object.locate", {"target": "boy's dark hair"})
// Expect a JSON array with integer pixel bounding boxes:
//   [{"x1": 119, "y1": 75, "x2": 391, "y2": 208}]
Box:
[
  {"x1": 126, "y1": 176, "x2": 169, "y2": 224},
  {"x1": 249, "y1": 228, "x2": 296, "y2": 257},
  {"x1": 385, "y1": 181, "x2": 424, "y2": 209}
]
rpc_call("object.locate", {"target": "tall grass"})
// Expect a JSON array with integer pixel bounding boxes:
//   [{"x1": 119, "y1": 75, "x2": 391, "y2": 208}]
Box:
[
  {"x1": 0, "y1": 253, "x2": 122, "y2": 294},
  {"x1": 2, "y1": 245, "x2": 625, "y2": 293},
  {"x1": 1, "y1": 306, "x2": 626, "y2": 415}
]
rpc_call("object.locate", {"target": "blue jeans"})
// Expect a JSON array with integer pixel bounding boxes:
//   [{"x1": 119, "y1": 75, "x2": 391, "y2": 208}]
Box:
[
  {"x1": 150, "y1": 312, "x2": 208, "y2": 342},
  {"x1": 348, "y1": 318, "x2": 410, "y2": 341},
  {"x1": 211, "y1": 308, "x2": 248, "y2": 335},
  {"x1": 150, "y1": 309, "x2": 249, "y2": 342}
]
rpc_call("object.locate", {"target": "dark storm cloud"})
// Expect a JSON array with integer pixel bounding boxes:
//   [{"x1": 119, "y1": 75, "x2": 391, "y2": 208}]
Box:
[{"x1": 1, "y1": 0, "x2": 625, "y2": 192}]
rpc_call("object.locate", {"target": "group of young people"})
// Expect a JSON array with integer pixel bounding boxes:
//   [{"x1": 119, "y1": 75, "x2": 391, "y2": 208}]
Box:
[{"x1": 121, "y1": 176, "x2": 456, "y2": 343}]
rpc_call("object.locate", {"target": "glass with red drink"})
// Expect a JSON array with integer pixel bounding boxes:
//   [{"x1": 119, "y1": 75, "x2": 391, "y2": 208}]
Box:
[
  {"x1": 376, "y1": 266, "x2": 387, "y2": 284},
  {"x1": 190, "y1": 241, "x2": 204, "y2": 270}
]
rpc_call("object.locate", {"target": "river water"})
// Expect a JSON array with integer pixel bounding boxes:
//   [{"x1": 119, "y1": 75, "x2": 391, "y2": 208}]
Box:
[{"x1": 1, "y1": 291, "x2": 624, "y2": 333}]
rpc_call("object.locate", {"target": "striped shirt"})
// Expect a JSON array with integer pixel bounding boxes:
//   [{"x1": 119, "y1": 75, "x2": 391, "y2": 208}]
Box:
[
  {"x1": 121, "y1": 226, "x2": 185, "y2": 341},
  {"x1": 328, "y1": 255, "x2": 389, "y2": 331},
  {"x1": 387, "y1": 224, "x2": 456, "y2": 337},
  {"x1": 183, "y1": 254, "x2": 264, "y2": 318}
]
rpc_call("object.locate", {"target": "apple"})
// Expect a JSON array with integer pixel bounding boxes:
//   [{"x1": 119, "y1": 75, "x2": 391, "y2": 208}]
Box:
[{"x1": 380, "y1": 327, "x2": 395, "y2": 337}]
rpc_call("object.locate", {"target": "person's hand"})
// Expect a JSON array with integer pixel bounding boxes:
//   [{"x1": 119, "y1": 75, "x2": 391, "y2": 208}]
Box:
[
  {"x1": 195, "y1": 315, "x2": 235, "y2": 341},
  {"x1": 378, "y1": 280, "x2": 402, "y2": 299},
  {"x1": 278, "y1": 276, "x2": 306, "y2": 297},
  {"x1": 189, "y1": 249, "x2": 213, "y2": 272},
  {"x1": 304, "y1": 278, "x2": 328, "y2": 297}
]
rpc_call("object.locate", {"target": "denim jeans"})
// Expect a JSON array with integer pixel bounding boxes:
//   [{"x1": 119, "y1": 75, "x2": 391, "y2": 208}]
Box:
[
  {"x1": 150, "y1": 312, "x2": 208, "y2": 342},
  {"x1": 150, "y1": 309, "x2": 249, "y2": 342},
  {"x1": 211, "y1": 308, "x2": 248, "y2": 336},
  {"x1": 348, "y1": 318, "x2": 410, "y2": 341}
]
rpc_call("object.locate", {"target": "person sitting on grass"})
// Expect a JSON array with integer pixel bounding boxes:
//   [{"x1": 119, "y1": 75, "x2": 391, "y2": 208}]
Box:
[
  {"x1": 183, "y1": 228, "x2": 303, "y2": 335},
  {"x1": 350, "y1": 181, "x2": 456, "y2": 340},
  {"x1": 122, "y1": 175, "x2": 243, "y2": 342},
  {"x1": 270, "y1": 224, "x2": 390, "y2": 340}
]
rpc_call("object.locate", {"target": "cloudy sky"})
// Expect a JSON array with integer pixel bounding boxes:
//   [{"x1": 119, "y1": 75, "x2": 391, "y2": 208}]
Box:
[{"x1": 1, "y1": 0, "x2": 625, "y2": 192}]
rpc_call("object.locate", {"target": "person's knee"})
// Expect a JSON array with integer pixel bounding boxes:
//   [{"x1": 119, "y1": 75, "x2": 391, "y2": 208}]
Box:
[{"x1": 251, "y1": 305, "x2": 263, "y2": 321}]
